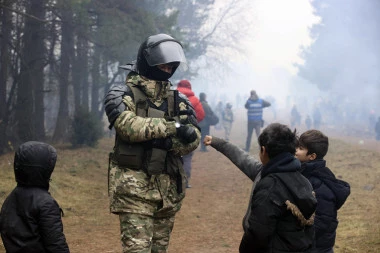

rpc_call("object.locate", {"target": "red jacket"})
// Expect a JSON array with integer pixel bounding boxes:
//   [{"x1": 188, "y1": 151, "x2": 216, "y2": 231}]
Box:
[{"x1": 177, "y1": 80, "x2": 205, "y2": 122}]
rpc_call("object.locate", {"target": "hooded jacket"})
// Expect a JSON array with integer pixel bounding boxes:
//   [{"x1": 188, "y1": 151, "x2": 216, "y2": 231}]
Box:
[
  {"x1": 177, "y1": 80, "x2": 205, "y2": 122},
  {"x1": 0, "y1": 141, "x2": 70, "y2": 253},
  {"x1": 301, "y1": 160, "x2": 350, "y2": 252},
  {"x1": 198, "y1": 93, "x2": 218, "y2": 128},
  {"x1": 209, "y1": 137, "x2": 316, "y2": 252},
  {"x1": 240, "y1": 152, "x2": 317, "y2": 253}
]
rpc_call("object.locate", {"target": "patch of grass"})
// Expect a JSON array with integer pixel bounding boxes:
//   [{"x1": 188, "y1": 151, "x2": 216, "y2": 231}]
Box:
[{"x1": 0, "y1": 136, "x2": 379, "y2": 252}]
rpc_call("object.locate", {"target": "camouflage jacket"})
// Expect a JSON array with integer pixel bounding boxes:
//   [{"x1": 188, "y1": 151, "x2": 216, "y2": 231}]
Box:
[{"x1": 108, "y1": 72, "x2": 200, "y2": 216}]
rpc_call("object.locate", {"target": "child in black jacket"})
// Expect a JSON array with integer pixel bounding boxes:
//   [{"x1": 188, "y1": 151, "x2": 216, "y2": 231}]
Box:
[
  {"x1": 205, "y1": 123, "x2": 317, "y2": 253},
  {"x1": 0, "y1": 141, "x2": 70, "y2": 253},
  {"x1": 296, "y1": 130, "x2": 350, "y2": 253}
]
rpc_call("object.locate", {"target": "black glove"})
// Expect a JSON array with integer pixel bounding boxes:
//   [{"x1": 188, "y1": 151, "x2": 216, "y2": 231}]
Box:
[{"x1": 176, "y1": 124, "x2": 197, "y2": 143}]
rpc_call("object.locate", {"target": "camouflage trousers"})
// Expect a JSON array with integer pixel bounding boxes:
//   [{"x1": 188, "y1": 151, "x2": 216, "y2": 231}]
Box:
[{"x1": 119, "y1": 212, "x2": 175, "y2": 253}]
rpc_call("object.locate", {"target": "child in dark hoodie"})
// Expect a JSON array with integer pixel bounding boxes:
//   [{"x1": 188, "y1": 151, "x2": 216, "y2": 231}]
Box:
[
  {"x1": 204, "y1": 123, "x2": 317, "y2": 253},
  {"x1": 296, "y1": 130, "x2": 350, "y2": 253},
  {"x1": 0, "y1": 141, "x2": 70, "y2": 253}
]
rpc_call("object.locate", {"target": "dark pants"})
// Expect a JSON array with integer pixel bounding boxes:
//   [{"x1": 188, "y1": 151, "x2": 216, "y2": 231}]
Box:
[
  {"x1": 245, "y1": 120, "x2": 261, "y2": 152},
  {"x1": 200, "y1": 125, "x2": 210, "y2": 151}
]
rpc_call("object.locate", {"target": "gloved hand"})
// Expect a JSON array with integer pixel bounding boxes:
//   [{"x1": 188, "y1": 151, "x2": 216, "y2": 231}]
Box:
[{"x1": 176, "y1": 124, "x2": 197, "y2": 143}]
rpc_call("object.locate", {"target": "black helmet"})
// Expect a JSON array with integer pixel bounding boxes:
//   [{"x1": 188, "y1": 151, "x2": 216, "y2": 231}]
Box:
[
  {"x1": 121, "y1": 34, "x2": 187, "y2": 81},
  {"x1": 14, "y1": 141, "x2": 57, "y2": 189}
]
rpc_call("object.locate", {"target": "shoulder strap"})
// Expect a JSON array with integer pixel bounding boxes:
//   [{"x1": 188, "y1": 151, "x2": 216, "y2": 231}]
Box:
[
  {"x1": 167, "y1": 90, "x2": 177, "y2": 118},
  {"x1": 126, "y1": 83, "x2": 148, "y2": 117}
]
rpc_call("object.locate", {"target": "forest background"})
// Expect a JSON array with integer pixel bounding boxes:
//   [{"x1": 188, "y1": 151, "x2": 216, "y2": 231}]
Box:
[{"x1": 1, "y1": 0, "x2": 379, "y2": 153}]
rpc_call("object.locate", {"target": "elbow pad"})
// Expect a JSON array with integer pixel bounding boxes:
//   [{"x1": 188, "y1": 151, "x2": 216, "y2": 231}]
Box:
[{"x1": 104, "y1": 84, "x2": 132, "y2": 129}]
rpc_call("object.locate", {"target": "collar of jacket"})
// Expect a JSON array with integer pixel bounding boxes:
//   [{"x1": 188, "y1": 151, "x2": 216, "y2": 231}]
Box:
[
  {"x1": 261, "y1": 152, "x2": 301, "y2": 178},
  {"x1": 127, "y1": 71, "x2": 171, "y2": 100},
  {"x1": 301, "y1": 159, "x2": 328, "y2": 178}
]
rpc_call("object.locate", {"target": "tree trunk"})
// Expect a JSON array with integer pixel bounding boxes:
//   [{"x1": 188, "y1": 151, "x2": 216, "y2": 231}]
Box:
[
  {"x1": 81, "y1": 39, "x2": 89, "y2": 113},
  {"x1": 73, "y1": 35, "x2": 89, "y2": 113},
  {"x1": 15, "y1": 0, "x2": 47, "y2": 142},
  {"x1": 33, "y1": 1, "x2": 47, "y2": 141},
  {"x1": 91, "y1": 45, "x2": 100, "y2": 114},
  {"x1": 0, "y1": 0, "x2": 12, "y2": 153},
  {"x1": 72, "y1": 36, "x2": 82, "y2": 113},
  {"x1": 52, "y1": 5, "x2": 73, "y2": 143}
]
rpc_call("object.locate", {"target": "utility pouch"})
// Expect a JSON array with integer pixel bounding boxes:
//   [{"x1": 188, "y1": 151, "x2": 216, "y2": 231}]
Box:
[
  {"x1": 148, "y1": 107, "x2": 165, "y2": 118},
  {"x1": 144, "y1": 148, "x2": 167, "y2": 175},
  {"x1": 114, "y1": 141, "x2": 144, "y2": 169}
]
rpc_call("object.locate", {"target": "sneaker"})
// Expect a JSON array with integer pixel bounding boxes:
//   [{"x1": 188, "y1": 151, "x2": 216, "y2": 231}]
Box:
[{"x1": 186, "y1": 184, "x2": 192, "y2": 188}]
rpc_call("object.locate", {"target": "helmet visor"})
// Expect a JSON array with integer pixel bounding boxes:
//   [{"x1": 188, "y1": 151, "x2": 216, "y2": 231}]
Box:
[{"x1": 144, "y1": 40, "x2": 187, "y2": 71}]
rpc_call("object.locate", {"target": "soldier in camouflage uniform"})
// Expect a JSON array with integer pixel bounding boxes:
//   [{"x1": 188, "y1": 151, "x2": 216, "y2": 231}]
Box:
[{"x1": 104, "y1": 34, "x2": 201, "y2": 253}]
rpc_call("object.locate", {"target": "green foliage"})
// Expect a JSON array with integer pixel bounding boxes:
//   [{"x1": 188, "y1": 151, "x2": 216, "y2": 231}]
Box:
[{"x1": 70, "y1": 108, "x2": 104, "y2": 147}]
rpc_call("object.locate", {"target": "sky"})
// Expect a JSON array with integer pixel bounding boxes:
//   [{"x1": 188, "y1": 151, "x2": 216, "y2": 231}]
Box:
[
  {"x1": 247, "y1": 0, "x2": 320, "y2": 74},
  {"x1": 192, "y1": 0, "x2": 321, "y2": 108}
]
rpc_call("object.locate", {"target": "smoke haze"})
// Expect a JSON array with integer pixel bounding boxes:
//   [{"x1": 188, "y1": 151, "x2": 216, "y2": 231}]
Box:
[{"x1": 185, "y1": 0, "x2": 380, "y2": 138}]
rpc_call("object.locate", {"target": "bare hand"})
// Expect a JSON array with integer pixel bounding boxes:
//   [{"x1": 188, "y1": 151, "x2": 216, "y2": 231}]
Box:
[{"x1": 203, "y1": 135, "x2": 212, "y2": 146}]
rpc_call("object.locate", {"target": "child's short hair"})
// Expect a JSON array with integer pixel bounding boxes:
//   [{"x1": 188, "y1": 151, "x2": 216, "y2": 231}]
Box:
[
  {"x1": 298, "y1": 130, "x2": 329, "y2": 159},
  {"x1": 258, "y1": 123, "x2": 297, "y2": 159}
]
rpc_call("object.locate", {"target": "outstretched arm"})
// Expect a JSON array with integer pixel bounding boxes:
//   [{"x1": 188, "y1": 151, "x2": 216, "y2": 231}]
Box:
[{"x1": 204, "y1": 136, "x2": 262, "y2": 181}]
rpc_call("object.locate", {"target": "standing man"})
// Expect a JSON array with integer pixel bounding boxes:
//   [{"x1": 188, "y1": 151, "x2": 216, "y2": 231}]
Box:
[
  {"x1": 375, "y1": 117, "x2": 380, "y2": 141},
  {"x1": 222, "y1": 102, "x2": 234, "y2": 141},
  {"x1": 290, "y1": 104, "x2": 301, "y2": 128},
  {"x1": 177, "y1": 79, "x2": 205, "y2": 188},
  {"x1": 313, "y1": 107, "x2": 322, "y2": 130},
  {"x1": 104, "y1": 33, "x2": 201, "y2": 253},
  {"x1": 198, "y1": 92, "x2": 219, "y2": 152},
  {"x1": 245, "y1": 90, "x2": 271, "y2": 152}
]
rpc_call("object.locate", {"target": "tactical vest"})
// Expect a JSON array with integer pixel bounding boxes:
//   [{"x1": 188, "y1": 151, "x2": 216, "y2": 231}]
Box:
[
  {"x1": 247, "y1": 98, "x2": 263, "y2": 121},
  {"x1": 112, "y1": 83, "x2": 180, "y2": 176}
]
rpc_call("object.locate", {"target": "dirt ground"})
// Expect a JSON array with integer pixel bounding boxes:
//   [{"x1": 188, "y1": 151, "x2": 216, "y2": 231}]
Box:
[{"x1": 1, "y1": 109, "x2": 380, "y2": 253}]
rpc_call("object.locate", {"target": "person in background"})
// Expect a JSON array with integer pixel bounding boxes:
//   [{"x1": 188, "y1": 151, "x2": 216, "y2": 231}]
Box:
[
  {"x1": 204, "y1": 123, "x2": 316, "y2": 253},
  {"x1": 305, "y1": 115, "x2": 312, "y2": 130},
  {"x1": 214, "y1": 101, "x2": 224, "y2": 130},
  {"x1": 369, "y1": 110, "x2": 376, "y2": 131},
  {"x1": 104, "y1": 33, "x2": 200, "y2": 253},
  {"x1": 244, "y1": 90, "x2": 271, "y2": 152},
  {"x1": 177, "y1": 79, "x2": 205, "y2": 188},
  {"x1": 290, "y1": 104, "x2": 301, "y2": 128},
  {"x1": 375, "y1": 117, "x2": 380, "y2": 141},
  {"x1": 0, "y1": 141, "x2": 70, "y2": 253},
  {"x1": 222, "y1": 102, "x2": 234, "y2": 141},
  {"x1": 198, "y1": 92, "x2": 219, "y2": 152},
  {"x1": 313, "y1": 107, "x2": 322, "y2": 130},
  {"x1": 296, "y1": 130, "x2": 350, "y2": 253}
]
